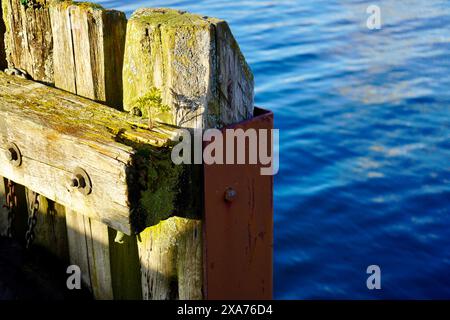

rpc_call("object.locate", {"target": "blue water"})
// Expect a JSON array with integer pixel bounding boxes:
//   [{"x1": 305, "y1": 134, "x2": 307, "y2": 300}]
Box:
[{"x1": 96, "y1": 0, "x2": 450, "y2": 299}]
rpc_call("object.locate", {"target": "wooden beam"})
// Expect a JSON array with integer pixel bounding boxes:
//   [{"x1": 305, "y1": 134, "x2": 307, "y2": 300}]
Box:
[
  {"x1": 65, "y1": 208, "x2": 92, "y2": 289},
  {"x1": 66, "y1": 209, "x2": 115, "y2": 299},
  {"x1": 83, "y1": 213, "x2": 114, "y2": 300},
  {"x1": 0, "y1": 72, "x2": 177, "y2": 235}
]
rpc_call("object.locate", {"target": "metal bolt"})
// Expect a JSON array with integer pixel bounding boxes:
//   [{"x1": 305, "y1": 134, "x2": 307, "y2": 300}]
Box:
[
  {"x1": 70, "y1": 178, "x2": 80, "y2": 188},
  {"x1": 70, "y1": 175, "x2": 86, "y2": 189},
  {"x1": 6, "y1": 143, "x2": 22, "y2": 167},
  {"x1": 224, "y1": 188, "x2": 237, "y2": 203},
  {"x1": 70, "y1": 168, "x2": 92, "y2": 195},
  {"x1": 6, "y1": 148, "x2": 16, "y2": 161}
]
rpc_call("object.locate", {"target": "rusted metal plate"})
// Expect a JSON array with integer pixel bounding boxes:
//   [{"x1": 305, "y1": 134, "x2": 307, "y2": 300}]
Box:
[{"x1": 203, "y1": 107, "x2": 274, "y2": 300}]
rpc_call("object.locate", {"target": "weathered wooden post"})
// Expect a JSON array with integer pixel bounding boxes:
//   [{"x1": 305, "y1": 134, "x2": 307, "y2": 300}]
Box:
[
  {"x1": 2, "y1": 0, "x2": 54, "y2": 83},
  {"x1": 0, "y1": 1, "x2": 273, "y2": 300},
  {"x1": 122, "y1": 8, "x2": 255, "y2": 300},
  {"x1": 50, "y1": 1, "x2": 126, "y2": 108}
]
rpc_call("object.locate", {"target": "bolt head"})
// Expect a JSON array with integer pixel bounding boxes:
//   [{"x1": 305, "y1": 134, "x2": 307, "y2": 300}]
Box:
[
  {"x1": 71, "y1": 176, "x2": 87, "y2": 189},
  {"x1": 224, "y1": 188, "x2": 237, "y2": 203},
  {"x1": 71, "y1": 168, "x2": 92, "y2": 196},
  {"x1": 7, "y1": 148, "x2": 18, "y2": 161},
  {"x1": 70, "y1": 179, "x2": 79, "y2": 188},
  {"x1": 6, "y1": 144, "x2": 21, "y2": 167},
  {"x1": 77, "y1": 176, "x2": 86, "y2": 189}
]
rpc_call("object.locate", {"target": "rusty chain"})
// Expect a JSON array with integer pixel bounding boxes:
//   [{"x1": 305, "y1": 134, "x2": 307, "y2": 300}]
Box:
[
  {"x1": 3, "y1": 180, "x2": 17, "y2": 238},
  {"x1": 25, "y1": 191, "x2": 39, "y2": 249}
]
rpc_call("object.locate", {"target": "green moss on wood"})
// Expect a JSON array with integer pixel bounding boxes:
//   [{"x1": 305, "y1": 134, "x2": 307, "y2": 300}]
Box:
[
  {"x1": 123, "y1": 9, "x2": 214, "y2": 116},
  {"x1": 123, "y1": 7, "x2": 254, "y2": 129},
  {"x1": 51, "y1": 0, "x2": 104, "y2": 10},
  {"x1": 133, "y1": 146, "x2": 183, "y2": 228},
  {"x1": 131, "y1": 8, "x2": 210, "y2": 28},
  {"x1": 0, "y1": 73, "x2": 190, "y2": 233},
  {"x1": 137, "y1": 216, "x2": 203, "y2": 299}
]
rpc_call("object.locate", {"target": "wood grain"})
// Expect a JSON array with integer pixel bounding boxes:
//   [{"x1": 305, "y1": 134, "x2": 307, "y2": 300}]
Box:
[
  {"x1": 138, "y1": 217, "x2": 203, "y2": 300},
  {"x1": 50, "y1": 2, "x2": 126, "y2": 108},
  {"x1": 123, "y1": 8, "x2": 254, "y2": 129},
  {"x1": 0, "y1": 72, "x2": 175, "y2": 235},
  {"x1": 2, "y1": 0, "x2": 54, "y2": 84},
  {"x1": 47, "y1": 2, "x2": 129, "y2": 300}
]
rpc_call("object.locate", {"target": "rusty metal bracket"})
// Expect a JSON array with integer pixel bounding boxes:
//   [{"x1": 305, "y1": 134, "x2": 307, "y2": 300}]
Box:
[{"x1": 203, "y1": 107, "x2": 274, "y2": 300}]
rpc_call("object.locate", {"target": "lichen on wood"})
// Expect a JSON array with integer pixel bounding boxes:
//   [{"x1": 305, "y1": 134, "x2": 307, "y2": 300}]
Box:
[
  {"x1": 137, "y1": 217, "x2": 202, "y2": 300},
  {"x1": 123, "y1": 8, "x2": 254, "y2": 129},
  {"x1": 123, "y1": 139, "x2": 201, "y2": 231},
  {"x1": 0, "y1": 72, "x2": 181, "y2": 234}
]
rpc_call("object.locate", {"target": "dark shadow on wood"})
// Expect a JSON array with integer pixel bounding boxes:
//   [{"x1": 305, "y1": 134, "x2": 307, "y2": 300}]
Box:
[
  {"x1": 0, "y1": 237, "x2": 92, "y2": 300},
  {"x1": 0, "y1": 5, "x2": 6, "y2": 70}
]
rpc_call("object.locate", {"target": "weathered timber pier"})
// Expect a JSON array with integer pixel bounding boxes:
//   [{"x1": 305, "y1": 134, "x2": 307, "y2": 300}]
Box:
[{"x1": 0, "y1": 0, "x2": 273, "y2": 300}]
